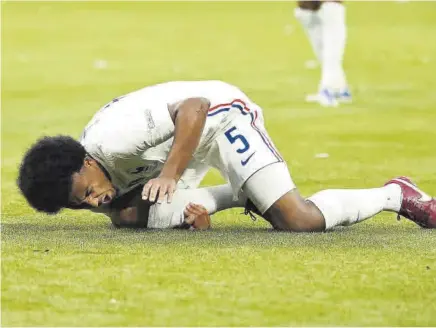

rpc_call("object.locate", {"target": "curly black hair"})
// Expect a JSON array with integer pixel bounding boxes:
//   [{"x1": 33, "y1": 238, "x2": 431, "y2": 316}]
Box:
[{"x1": 17, "y1": 135, "x2": 86, "y2": 214}]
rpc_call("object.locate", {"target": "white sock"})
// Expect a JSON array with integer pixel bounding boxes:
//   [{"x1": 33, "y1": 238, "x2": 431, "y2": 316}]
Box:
[
  {"x1": 308, "y1": 184, "x2": 402, "y2": 230},
  {"x1": 294, "y1": 7, "x2": 323, "y2": 63},
  {"x1": 318, "y1": 2, "x2": 348, "y2": 91},
  {"x1": 147, "y1": 185, "x2": 245, "y2": 228},
  {"x1": 180, "y1": 185, "x2": 246, "y2": 214}
]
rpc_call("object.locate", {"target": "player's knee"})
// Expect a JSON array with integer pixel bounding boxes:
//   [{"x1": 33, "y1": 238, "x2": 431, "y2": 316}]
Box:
[
  {"x1": 287, "y1": 212, "x2": 324, "y2": 232},
  {"x1": 281, "y1": 207, "x2": 324, "y2": 232},
  {"x1": 264, "y1": 191, "x2": 325, "y2": 232}
]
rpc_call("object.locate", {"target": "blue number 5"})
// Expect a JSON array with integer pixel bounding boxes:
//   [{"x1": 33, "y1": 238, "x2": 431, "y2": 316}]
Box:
[{"x1": 225, "y1": 126, "x2": 250, "y2": 154}]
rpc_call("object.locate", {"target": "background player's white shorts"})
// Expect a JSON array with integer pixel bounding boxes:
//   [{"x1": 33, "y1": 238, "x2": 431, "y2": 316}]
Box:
[{"x1": 207, "y1": 102, "x2": 296, "y2": 214}]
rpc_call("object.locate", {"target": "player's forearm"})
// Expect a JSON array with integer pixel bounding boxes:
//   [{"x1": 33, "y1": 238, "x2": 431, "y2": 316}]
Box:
[{"x1": 162, "y1": 98, "x2": 210, "y2": 180}]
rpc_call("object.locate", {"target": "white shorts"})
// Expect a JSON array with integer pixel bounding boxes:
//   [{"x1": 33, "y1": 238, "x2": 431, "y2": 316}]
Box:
[
  {"x1": 243, "y1": 161, "x2": 295, "y2": 214},
  {"x1": 207, "y1": 104, "x2": 296, "y2": 214},
  {"x1": 177, "y1": 160, "x2": 209, "y2": 189}
]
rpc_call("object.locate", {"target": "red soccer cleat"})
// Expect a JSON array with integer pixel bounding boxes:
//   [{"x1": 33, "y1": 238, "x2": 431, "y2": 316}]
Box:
[{"x1": 385, "y1": 177, "x2": 436, "y2": 229}]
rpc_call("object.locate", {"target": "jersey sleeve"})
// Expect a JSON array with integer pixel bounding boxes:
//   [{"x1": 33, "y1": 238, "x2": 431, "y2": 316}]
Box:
[
  {"x1": 143, "y1": 100, "x2": 175, "y2": 147},
  {"x1": 87, "y1": 95, "x2": 175, "y2": 158}
]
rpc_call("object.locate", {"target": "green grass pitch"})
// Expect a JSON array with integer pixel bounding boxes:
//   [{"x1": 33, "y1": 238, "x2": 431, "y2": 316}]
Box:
[{"x1": 2, "y1": 1, "x2": 436, "y2": 326}]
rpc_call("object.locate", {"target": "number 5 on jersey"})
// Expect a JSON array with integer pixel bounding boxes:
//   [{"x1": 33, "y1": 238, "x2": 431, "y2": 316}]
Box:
[
  {"x1": 224, "y1": 126, "x2": 250, "y2": 153},
  {"x1": 225, "y1": 126, "x2": 256, "y2": 167}
]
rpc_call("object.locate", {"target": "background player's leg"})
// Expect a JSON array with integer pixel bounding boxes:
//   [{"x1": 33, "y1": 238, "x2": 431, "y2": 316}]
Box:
[
  {"x1": 294, "y1": 1, "x2": 323, "y2": 63},
  {"x1": 318, "y1": 1, "x2": 351, "y2": 103}
]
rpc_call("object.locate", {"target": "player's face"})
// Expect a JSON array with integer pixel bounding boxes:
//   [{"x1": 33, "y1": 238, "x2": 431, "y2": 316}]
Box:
[{"x1": 69, "y1": 158, "x2": 116, "y2": 208}]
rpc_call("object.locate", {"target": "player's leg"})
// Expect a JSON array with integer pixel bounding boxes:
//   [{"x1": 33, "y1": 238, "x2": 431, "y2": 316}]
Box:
[
  {"x1": 294, "y1": 1, "x2": 323, "y2": 63},
  {"x1": 301, "y1": 0, "x2": 351, "y2": 106},
  {"x1": 318, "y1": 0, "x2": 351, "y2": 103},
  {"x1": 246, "y1": 165, "x2": 405, "y2": 231},
  {"x1": 147, "y1": 160, "x2": 246, "y2": 228},
  {"x1": 235, "y1": 117, "x2": 402, "y2": 231},
  {"x1": 103, "y1": 185, "x2": 150, "y2": 228},
  {"x1": 107, "y1": 182, "x2": 245, "y2": 229},
  {"x1": 243, "y1": 153, "x2": 436, "y2": 231},
  {"x1": 243, "y1": 162, "x2": 324, "y2": 231},
  {"x1": 205, "y1": 105, "x2": 322, "y2": 231},
  {"x1": 147, "y1": 184, "x2": 246, "y2": 229},
  {"x1": 221, "y1": 104, "x2": 434, "y2": 231}
]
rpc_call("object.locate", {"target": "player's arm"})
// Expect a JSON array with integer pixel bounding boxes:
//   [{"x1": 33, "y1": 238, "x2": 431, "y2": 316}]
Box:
[{"x1": 142, "y1": 97, "x2": 211, "y2": 204}]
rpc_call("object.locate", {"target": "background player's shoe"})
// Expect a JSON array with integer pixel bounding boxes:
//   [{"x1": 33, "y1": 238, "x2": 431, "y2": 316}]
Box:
[
  {"x1": 385, "y1": 177, "x2": 436, "y2": 228},
  {"x1": 336, "y1": 88, "x2": 352, "y2": 103},
  {"x1": 305, "y1": 88, "x2": 338, "y2": 107}
]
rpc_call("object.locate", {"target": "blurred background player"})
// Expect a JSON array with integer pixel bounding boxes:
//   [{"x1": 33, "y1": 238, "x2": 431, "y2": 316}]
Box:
[{"x1": 294, "y1": 0, "x2": 352, "y2": 107}]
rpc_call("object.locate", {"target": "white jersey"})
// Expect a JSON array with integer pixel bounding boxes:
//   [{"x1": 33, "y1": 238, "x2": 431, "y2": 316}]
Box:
[{"x1": 80, "y1": 80, "x2": 255, "y2": 198}]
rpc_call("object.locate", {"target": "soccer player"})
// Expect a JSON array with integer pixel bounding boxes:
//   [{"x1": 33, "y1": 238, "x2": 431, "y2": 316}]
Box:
[
  {"x1": 295, "y1": 0, "x2": 351, "y2": 106},
  {"x1": 17, "y1": 81, "x2": 435, "y2": 231}
]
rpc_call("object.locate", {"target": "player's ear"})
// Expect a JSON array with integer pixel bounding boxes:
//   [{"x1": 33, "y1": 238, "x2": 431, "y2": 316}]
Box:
[{"x1": 83, "y1": 156, "x2": 96, "y2": 168}]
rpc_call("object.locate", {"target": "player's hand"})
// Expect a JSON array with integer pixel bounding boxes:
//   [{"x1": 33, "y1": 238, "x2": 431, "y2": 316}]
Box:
[
  {"x1": 142, "y1": 176, "x2": 177, "y2": 204},
  {"x1": 184, "y1": 203, "x2": 211, "y2": 230}
]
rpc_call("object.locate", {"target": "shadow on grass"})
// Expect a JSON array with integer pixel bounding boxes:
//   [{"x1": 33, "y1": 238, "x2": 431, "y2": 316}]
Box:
[
  {"x1": 2, "y1": 221, "x2": 431, "y2": 251},
  {"x1": 1, "y1": 221, "x2": 335, "y2": 234},
  {"x1": 1, "y1": 220, "x2": 424, "y2": 235},
  {"x1": 1, "y1": 221, "x2": 346, "y2": 249}
]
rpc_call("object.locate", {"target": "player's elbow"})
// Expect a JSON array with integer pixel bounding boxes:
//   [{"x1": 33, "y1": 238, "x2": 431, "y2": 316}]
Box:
[
  {"x1": 197, "y1": 97, "x2": 211, "y2": 111},
  {"x1": 180, "y1": 97, "x2": 210, "y2": 116},
  {"x1": 188, "y1": 97, "x2": 210, "y2": 115},
  {"x1": 169, "y1": 97, "x2": 211, "y2": 123}
]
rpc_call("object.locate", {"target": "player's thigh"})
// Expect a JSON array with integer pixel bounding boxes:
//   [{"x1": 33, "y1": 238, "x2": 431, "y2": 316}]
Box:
[
  {"x1": 241, "y1": 161, "x2": 324, "y2": 232},
  {"x1": 242, "y1": 161, "x2": 294, "y2": 215},
  {"x1": 213, "y1": 111, "x2": 297, "y2": 217},
  {"x1": 213, "y1": 111, "x2": 286, "y2": 200}
]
